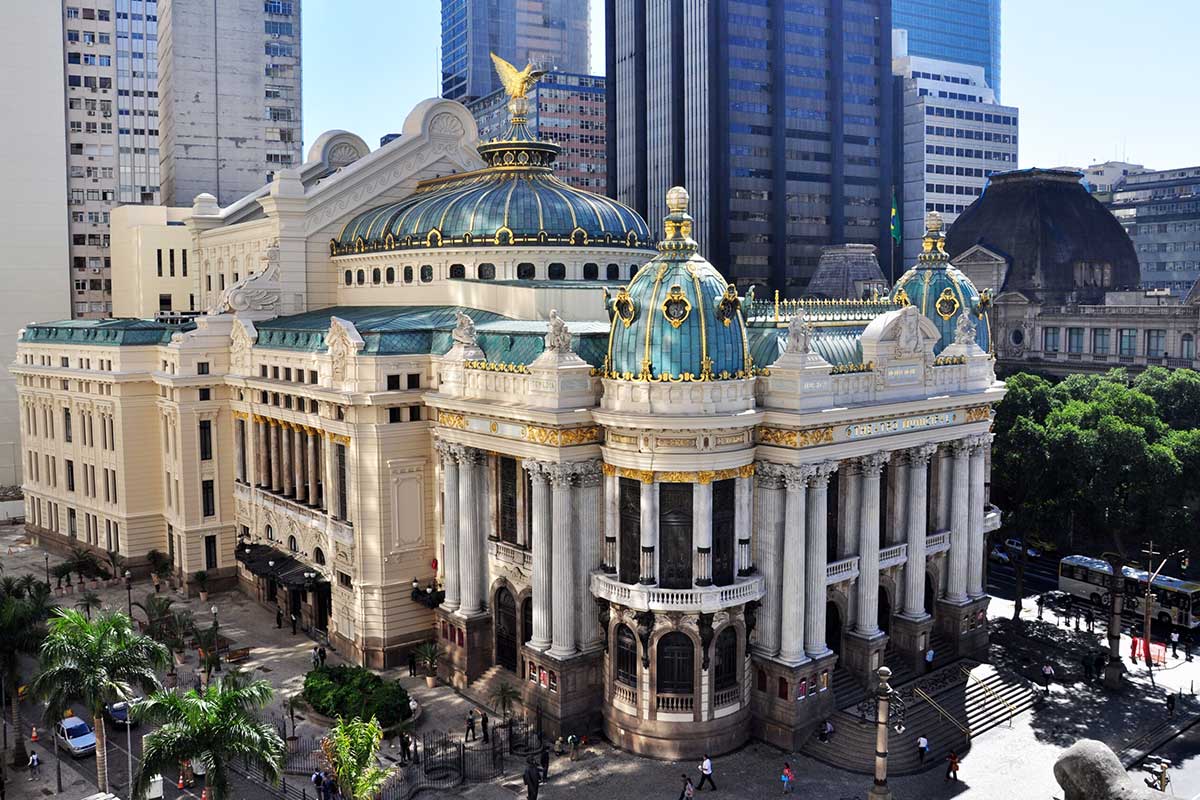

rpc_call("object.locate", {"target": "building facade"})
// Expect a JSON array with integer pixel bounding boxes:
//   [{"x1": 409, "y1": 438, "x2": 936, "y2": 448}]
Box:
[
  {"x1": 892, "y1": 1, "x2": 1001, "y2": 100},
  {"x1": 15, "y1": 88, "x2": 1002, "y2": 759},
  {"x1": 1103, "y1": 166, "x2": 1200, "y2": 295},
  {"x1": 109, "y1": 205, "x2": 194, "y2": 318},
  {"x1": 441, "y1": 0, "x2": 590, "y2": 102},
  {"x1": 468, "y1": 71, "x2": 606, "y2": 191},
  {"x1": 1073, "y1": 160, "x2": 1148, "y2": 194},
  {"x1": 157, "y1": 0, "x2": 303, "y2": 206},
  {"x1": 0, "y1": 2, "x2": 73, "y2": 487},
  {"x1": 605, "y1": 0, "x2": 895, "y2": 294},
  {"x1": 893, "y1": 39, "x2": 1018, "y2": 269}
]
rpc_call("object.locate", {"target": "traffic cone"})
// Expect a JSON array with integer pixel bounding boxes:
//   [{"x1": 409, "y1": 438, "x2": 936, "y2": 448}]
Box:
[
  {"x1": 177, "y1": 774, "x2": 185, "y2": 790},
  {"x1": 30, "y1": 726, "x2": 38, "y2": 742},
  {"x1": 201, "y1": 789, "x2": 208, "y2": 800}
]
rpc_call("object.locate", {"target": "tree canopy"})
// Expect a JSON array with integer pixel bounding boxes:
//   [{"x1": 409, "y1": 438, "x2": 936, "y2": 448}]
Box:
[{"x1": 992, "y1": 367, "x2": 1200, "y2": 560}]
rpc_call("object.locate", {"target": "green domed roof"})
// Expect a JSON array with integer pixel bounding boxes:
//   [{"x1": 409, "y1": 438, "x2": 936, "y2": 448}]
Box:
[
  {"x1": 332, "y1": 96, "x2": 651, "y2": 256},
  {"x1": 603, "y1": 187, "x2": 751, "y2": 382},
  {"x1": 891, "y1": 211, "x2": 990, "y2": 354}
]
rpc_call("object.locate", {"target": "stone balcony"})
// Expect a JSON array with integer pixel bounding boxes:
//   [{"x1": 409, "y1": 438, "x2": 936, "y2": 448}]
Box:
[
  {"x1": 926, "y1": 531, "x2": 951, "y2": 554},
  {"x1": 591, "y1": 572, "x2": 765, "y2": 613},
  {"x1": 234, "y1": 481, "x2": 354, "y2": 546},
  {"x1": 826, "y1": 556, "x2": 860, "y2": 585},
  {"x1": 880, "y1": 543, "x2": 908, "y2": 569}
]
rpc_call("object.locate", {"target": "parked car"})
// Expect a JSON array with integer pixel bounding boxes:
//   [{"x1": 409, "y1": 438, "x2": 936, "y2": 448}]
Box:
[
  {"x1": 56, "y1": 716, "x2": 97, "y2": 757},
  {"x1": 106, "y1": 698, "x2": 140, "y2": 728},
  {"x1": 1005, "y1": 538, "x2": 1041, "y2": 559},
  {"x1": 988, "y1": 545, "x2": 1011, "y2": 565}
]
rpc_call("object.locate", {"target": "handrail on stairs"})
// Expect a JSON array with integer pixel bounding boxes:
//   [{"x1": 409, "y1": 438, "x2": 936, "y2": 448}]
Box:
[
  {"x1": 913, "y1": 687, "x2": 972, "y2": 739},
  {"x1": 960, "y1": 665, "x2": 1014, "y2": 727}
]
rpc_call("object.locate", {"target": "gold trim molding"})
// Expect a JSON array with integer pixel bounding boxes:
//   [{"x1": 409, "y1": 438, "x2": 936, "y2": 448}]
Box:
[
  {"x1": 757, "y1": 426, "x2": 835, "y2": 448},
  {"x1": 599, "y1": 464, "x2": 755, "y2": 484},
  {"x1": 965, "y1": 405, "x2": 992, "y2": 423},
  {"x1": 437, "y1": 411, "x2": 467, "y2": 430},
  {"x1": 523, "y1": 424, "x2": 603, "y2": 446}
]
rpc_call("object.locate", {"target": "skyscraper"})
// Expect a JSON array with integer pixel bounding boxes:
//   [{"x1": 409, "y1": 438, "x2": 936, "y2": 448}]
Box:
[
  {"x1": 158, "y1": 0, "x2": 303, "y2": 206},
  {"x1": 441, "y1": 0, "x2": 590, "y2": 102},
  {"x1": 892, "y1": 0, "x2": 1001, "y2": 100},
  {"x1": 606, "y1": 0, "x2": 894, "y2": 292}
]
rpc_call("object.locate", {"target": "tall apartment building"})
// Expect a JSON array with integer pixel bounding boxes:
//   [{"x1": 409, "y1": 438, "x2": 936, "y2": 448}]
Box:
[
  {"x1": 892, "y1": 0, "x2": 1001, "y2": 100},
  {"x1": 467, "y1": 71, "x2": 606, "y2": 191},
  {"x1": 1106, "y1": 166, "x2": 1200, "y2": 294},
  {"x1": 606, "y1": 0, "x2": 894, "y2": 292},
  {"x1": 893, "y1": 36, "x2": 1018, "y2": 268},
  {"x1": 63, "y1": 0, "x2": 162, "y2": 319},
  {"x1": 1078, "y1": 161, "x2": 1148, "y2": 194},
  {"x1": 441, "y1": 0, "x2": 589, "y2": 102},
  {"x1": 158, "y1": 0, "x2": 303, "y2": 206},
  {"x1": 0, "y1": 3, "x2": 73, "y2": 486}
]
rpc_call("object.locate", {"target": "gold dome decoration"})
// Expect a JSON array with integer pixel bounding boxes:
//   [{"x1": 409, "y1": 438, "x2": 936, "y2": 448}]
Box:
[
  {"x1": 935, "y1": 286, "x2": 961, "y2": 320},
  {"x1": 661, "y1": 285, "x2": 692, "y2": 328}
]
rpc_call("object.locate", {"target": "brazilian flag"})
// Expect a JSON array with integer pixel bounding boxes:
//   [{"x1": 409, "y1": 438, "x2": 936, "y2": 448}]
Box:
[{"x1": 890, "y1": 190, "x2": 901, "y2": 244}]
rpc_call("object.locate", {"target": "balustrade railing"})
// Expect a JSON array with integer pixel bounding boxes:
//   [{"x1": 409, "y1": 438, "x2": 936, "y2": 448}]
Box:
[
  {"x1": 613, "y1": 683, "x2": 637, "y2": 707},
  {"x1": 825, "y1": 556, "x2": 860, "y2": 585},
  {"x1": 591, "y1": 573, "x2": 766, "y2": 612},
  {"x1": 879, "y1": 543, "x2": 908, "y2": 569},
  {"x1": 655, "y1": 693, "x2": 694, "y2": 713},
  {"x1": 926, "y1": 532, "x2": 951, "y2": 554},
  {"x1": 713, "y1": 687, "x2": 740, "y2": 708}
]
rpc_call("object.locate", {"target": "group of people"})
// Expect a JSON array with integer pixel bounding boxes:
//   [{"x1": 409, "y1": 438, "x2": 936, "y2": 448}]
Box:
[
  {"x1": 311, "y1": 645, "x2": 328, "y2": 669},
  {"x1": 310, "y1": 769, "x2": 340, "y2": 800},
  {"x1": 677, "y1": 755, "x2": 718, "y2": 798}
]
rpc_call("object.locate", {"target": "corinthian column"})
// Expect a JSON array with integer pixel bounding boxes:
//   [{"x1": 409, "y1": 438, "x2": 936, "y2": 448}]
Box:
[
  {"x1": 526, "y1": 461, "x2": 552, "y2": 651},
  {"x1": 269, "y1": 421, "x2": 281, "y2": 492},
  {"x1": 753, "y1": 463, "x2": 784, "y2": 655},
  {"x1": 736, "y1": 473, "x2": 754, "y2": 575},
  {"x1": 779, "y1": 464, "x2": 813, "y2": 665},
  {"x1": 854, "y1": 452, "x2": 890, "y2": 637},
  {"x1": 306, "y1": 431, "x2": 319, "y2": 507},
  {"x1": 805, "y1": 462, "x2": 838, "y2": 658},
  {"x1": 967, "y1": 435, "x2": 990, "y2": 598},
  {"x1": 639, "y1": 479, "x2": 658, "y2": 584},
  {"x1": 602, "y1": 470, "x2": 617, "y2": 573},
  {"x1": 281, "y1": 425, "x2": 294, "y2": 496},
  {"x1": 293, "y1": 426, "x2": 305, "y2": 503},
  {"x1": 457, "y1": 447, "x2": 486, "y2": 616},
  {"x1": 256, "y1": 419, "x2": 268, "y2": 487},
  {"x1": 575, "y1": 461, "x2": 604, "y2": 651},
  {"x1": 946, "y1": 440, "x2": 971, "y2": 604},
  {"x1": 438, "y1": 441, "x2": 462, "y2": 611},
  {"x1": 903, "y1": 444, "x2": 937, "y2": 618},
  {"x1": 548, "y1": 463, "x2": 577, "y2": 658},
  {"x1": 693, "y1": 479, "x2": 714, "y2": 586}
]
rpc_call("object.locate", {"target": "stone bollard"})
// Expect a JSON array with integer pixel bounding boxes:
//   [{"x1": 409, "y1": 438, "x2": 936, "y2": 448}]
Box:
[{"x1": 1053, "y1": 739, "x2": 1159, "y2": 800}]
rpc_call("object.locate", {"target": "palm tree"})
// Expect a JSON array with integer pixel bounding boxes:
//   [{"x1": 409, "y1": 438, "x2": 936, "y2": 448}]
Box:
[
  {"x1": 491, "y1": 683, "x2": 521, "y2": 718},
  {"x1": 0, "y1": 580, "x2": 55, "y2": 767},
  {"x1": 133, "y1": 673, "x2": 285, "y2": 800},
  {"x1": 32, "y1": 609, "x2": 168, "y2": 792},
  {"x1": 75, "y1": 590, "x2": 103, "y2": 620},
  {"x1": 320, "y1": 716, "x2": 396, "y2": 800}
]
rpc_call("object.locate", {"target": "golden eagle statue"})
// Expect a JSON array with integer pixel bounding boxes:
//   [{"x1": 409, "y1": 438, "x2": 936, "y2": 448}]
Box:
[{"x1": 490, "y1": 52, "x2": 546, "y2": 99}]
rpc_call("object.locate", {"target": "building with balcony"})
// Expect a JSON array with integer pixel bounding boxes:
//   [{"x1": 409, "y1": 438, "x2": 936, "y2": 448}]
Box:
[
  {"x1": 1104, "y1": 165, "x2": 1200, "y2": 295},
  {"x1": 15, "y1": 81, "x2": 1003, "y2": 759}
]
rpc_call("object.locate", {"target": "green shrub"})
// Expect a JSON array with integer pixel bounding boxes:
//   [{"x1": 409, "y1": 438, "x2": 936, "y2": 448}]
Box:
[{"x1": 302, "y1": 665, "x2": 412, "y2": 728}]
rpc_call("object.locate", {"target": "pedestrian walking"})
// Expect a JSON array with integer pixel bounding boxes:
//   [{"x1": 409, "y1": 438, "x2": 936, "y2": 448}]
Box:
[
  {"x1": 554, "y1": 736, "x2": 565, "y2": 756},
  {"x1": 408, "y1": 649, "x2": 418, "y2": 677},
  {"x1": 780, "y1": 762, "x2": 794, "y2": 794},
  {"x1": 539, "y1": 744, "x2": 550, "y2": 780},
  {"x1": 925, "y1": 648, "x2": 935, "y2": 673},
  {"x1": 291, "y1": 613, "x2": 298, "y2": 635},
  {"x1": 276, "y1": 608, "x2": 283, "y2": 629},
  {"x1": 311, "y1": 769, "x2": 323, "y2": 791},
  {"x1": 944, "y1": 751, "x2": 960, "y2": 783},
  {"x1": 917, "y1": 735, "x2": 930, "y2": 765},
  {"x1": 1041, "y1": 663, "x2": 1055, "y2": 695},
  {"x1": 523, "y1": 762, "x2": 541, "y2": 800},
  {"x1": 311, "y1": 646, "x2": 321, "y2": 669},
  {"x1": 1187, "y1": 631, "x2": 1194, "y2": 662},
  {"x1": 400, "y1": 733, "x2": 411, "y2": 764},
  {"x1": 697, "y1": 754, "x2": 717, "y2": 790},
  {"x1": 322, "y1": 772, "x2": 335, "y2": 800},
  {"x1": 1171, "y1": 630, "x2": 1180, "y2": 658},
  {"x1": 818, "y1": 718, "x2": 835, "y2": 743},
  {"x1": 1167, "y1": 693, "x2": 1177, "y2": 718},
  {"x1": 318, "y1": 645, "x2": 327, "y2": 666},
  {"x1": 481, "y1": 710, "x2": 490, "y2": 742},
  {"x1": 1094, "y1": 652, "x2": 1107, "y2": 680},
  {"x1": 1082, "y1": 655, "x2": 1094, "y2": 682},
  {"x1": 465, "y1": 708, "x2": 477, "y2": 741},
  {"x1": 568, "y1": 734, "x2": 579, "y2": 760},
  {"x1": 1086, "y1": 608, "x2": 1095, "y2": 633},
  {"x1": 1037, "y1": 594, "x2": 1045, "y2": 620},
  {"x1": 1131, "y1": 634, "x2": 1141, "y2": 663},
  {"x1": 26, "y1": 751, "x2": 40, "y2": 781},
  {"x1": 680, "y1": 774, "x2": 696, "y2": 800}
]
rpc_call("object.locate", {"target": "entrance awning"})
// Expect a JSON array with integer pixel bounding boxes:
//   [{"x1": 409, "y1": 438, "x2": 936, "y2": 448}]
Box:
[{"x1": 235, "y1": 543, "x2": 328, "y2": 588}]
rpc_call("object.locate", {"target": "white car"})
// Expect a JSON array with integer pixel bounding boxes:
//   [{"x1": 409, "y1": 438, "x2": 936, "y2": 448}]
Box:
[
  {"x1": 988, "y1": 545, "x2": 1011, "y2": 565},
  {"x1": 1004, "y1": 538, "x2": 1041, "y2": 559},
  {"x1": 56, "y1": 716, "x2": 97, "y2": 757}
]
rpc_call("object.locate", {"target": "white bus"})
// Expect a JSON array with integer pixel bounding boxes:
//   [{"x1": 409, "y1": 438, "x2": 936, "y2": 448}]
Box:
[{"x1": 1058, "y1": 554, "x2": 1200, "y2": 629}]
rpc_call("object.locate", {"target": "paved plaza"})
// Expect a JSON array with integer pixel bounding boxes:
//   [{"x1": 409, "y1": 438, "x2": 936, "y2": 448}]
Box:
[{"x1": 2, "y1": 524, "x2": 1199, "y2": 800}]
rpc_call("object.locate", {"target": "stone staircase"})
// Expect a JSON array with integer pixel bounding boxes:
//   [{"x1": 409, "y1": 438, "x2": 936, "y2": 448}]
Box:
[
  {"x1": 462, "y1": 665, "x2": 524, "y2": 715},
  {"x1": 803, "y1": 661, "x2": 1037, "y2": 775}
]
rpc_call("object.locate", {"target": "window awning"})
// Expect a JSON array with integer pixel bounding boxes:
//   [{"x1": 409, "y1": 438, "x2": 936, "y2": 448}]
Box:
[{"x1": 235, "y1": 543, "x2": 328, "y2": 588}]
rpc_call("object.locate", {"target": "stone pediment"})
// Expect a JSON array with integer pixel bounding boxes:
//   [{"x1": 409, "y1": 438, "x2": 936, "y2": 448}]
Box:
[
  {"x1": 325, "y1": 316, "x2": 366, "y2": 387},
  {"x1": 860, "y1": 305, "x2": 942, "y2": 364},
  {"x1": 951, "y1": 243, "x2": 1009, "y2": 267}
]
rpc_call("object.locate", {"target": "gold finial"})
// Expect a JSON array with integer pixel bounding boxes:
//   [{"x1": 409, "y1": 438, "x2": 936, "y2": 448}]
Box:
[
  {"x1": 666, "y1": 186, "x2": 690, "y2": 213},
  {"x1": 924, "y1": 210, "x2": 944, "y2": 233},
  {"x1": 490, "y1": 53, "x2": 546, "y2": 100}
]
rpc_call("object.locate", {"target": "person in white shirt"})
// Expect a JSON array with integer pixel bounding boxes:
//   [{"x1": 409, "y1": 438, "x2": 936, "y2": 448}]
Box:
[
  {"x1": 917, "y1": 735, "x2": 930, "y2": 765},
  {"x1": 697, "y1": 754, "x2": 716, "y2": 791}
]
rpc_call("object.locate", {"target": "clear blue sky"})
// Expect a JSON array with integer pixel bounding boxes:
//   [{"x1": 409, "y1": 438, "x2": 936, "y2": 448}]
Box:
[{"x1": 302, "y1": 0, "x2": 1198, "y2": 171}]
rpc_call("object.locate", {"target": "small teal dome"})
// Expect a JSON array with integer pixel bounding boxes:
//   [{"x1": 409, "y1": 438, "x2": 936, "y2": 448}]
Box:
[
  {"x1": 604, "y1": 187, "x2": 751, "y2": 381},
  {"x1": 332, "y1": 97, "x2": 651, "y2": 256},
  {"x1": 891, "y1": 211, "x2": 990, "y2": 355}
]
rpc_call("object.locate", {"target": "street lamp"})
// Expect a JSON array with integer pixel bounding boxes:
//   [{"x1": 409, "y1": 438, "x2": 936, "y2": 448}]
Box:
[
  {"x1": 211, "y1": 605, "x2": 221, "y2": 673},
  {"x1": 857, "y1": 666, "x2": 906, "y2": 800},
  {"x1": 44, "y1": 553, "x2": 50, "y2": 587},
  {"x1": 124, "y1": 570, "x2": 133, "y2": 618}
]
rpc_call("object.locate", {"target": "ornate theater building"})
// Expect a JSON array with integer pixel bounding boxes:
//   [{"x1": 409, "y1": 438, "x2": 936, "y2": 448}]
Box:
[{"x1": 14, "y1": 67, "x2": 1003, "y2": 757}]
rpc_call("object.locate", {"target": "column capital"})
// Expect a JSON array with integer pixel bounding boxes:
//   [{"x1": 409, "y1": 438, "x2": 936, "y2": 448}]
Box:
[
  {"x1": 571, "y1": 459, "x2": 604, "y2": 487},
  {"x1": 781, "y1": 463, "x2": 815, "y2": 491},
  {"x1": 906, "y1": 442, "x2": 939, "y2": 467},
  {"x1": 523, "y1": 458, "x2": 552, "y2": 482},
  {"x1": 950, "y1": 438, "x2": 973, "y2": 458},
  {"x1": 456, "y1": 446, "x2": 486, "y2": 466},
  {"x1": 755, "y1": 461, "x2": 786, "y2": 489},
  {"x1": 547, "y1": 462, "x2": 575, "y2": 488},
  {"x1": 968, "y1": 432, "x2": 993, "y2": 452},
  {"x1": 435, "y1": 439, "x2": 465, "y2": 463},
  {"x1": 807, "y1": 460, "x2": 838, "y2": 488},
  {"x1": 858, "y1": 451, "x2": 890, "y2": 475}
]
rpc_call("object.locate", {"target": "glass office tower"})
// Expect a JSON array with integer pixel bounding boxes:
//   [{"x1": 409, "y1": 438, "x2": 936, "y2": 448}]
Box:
[{"x1": 892, "y1": 0, "x2": 1001, "y2": 100}]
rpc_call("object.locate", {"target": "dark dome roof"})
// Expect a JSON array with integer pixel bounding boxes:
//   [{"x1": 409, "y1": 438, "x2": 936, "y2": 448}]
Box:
[{"x1": 946, "y1": 168, "x2": 1140, "y2": 303}]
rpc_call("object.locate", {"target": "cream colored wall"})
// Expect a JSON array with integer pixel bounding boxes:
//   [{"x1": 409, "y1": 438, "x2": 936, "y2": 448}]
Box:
[
  {"x1": 0, "y1": 6, "x2": 71, "y2": 486},
  {"x1": 110, "y1": 205, "x2": 195, "y2": 318}
]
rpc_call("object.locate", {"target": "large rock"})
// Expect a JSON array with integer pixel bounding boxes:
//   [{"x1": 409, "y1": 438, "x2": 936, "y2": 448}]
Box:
[{"x1": 1054, "y1": 739, "x2": 1158, "y2": 800}]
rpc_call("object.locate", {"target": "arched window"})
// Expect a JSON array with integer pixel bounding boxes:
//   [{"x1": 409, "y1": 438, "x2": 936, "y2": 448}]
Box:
[
  {"x1": 756, "y1": 668, "x2": 767, "y2": 693},
  {"x1": 287, "y1": 535, "x2": 298, "y2": 553},
  {"x1": 517, "y1": 262, "x2": 536, "y2": 280},
  {"x1": 713, "y1": 627, "x2": 739, "y2": 690},
  {"x1": 356, "y1": 269, "x2": 365, "y2": 286},
  {"x1": 314, "y1": 547, "x2": 326, "y2": 566},
  {"x1": 777, "y1": 677, "x2": 788, "y2": 700},
  {"x1": 656, "y1": 632, "x2": 694, "y2": 695},
  {"x1": 385, "y1": 267, "x2": 395, "y2": 284},
  {"x1": 630, "y1": 264, "x2": 639, "y2": 280},
  {"x1": 615, "y1": 625, "x2": 638, "y2": 686},
  {"x1": 343, "y1": 270, "x2": 353, "y2": 286},
  {"x1": 583, "y1": 263, "x2": 599, "y2": 280},
  {"x1": 477, "y1": 263, "x2": 496, "y2": 280},
  {"x1": 265, "y1": 525, "x2": 274, "y2": 541},
  {"x1": 606, "y1": 263, "x2": 620, "y2": 280},
  {"x1": 449, "y1": 264, "x2": 465, "y2": 279},
  {"x1": 403, "y1": 266, "x2": 413, "y2": 283},
  {"x1": 420, "y1": 265, "x2": 433, "y2": 282},
  {"x1": 547, "y1": 263, "x2": 566, "y2": 280},
  {"x1": 372, "y1": 268, "x2": 381, "y2": 285}
]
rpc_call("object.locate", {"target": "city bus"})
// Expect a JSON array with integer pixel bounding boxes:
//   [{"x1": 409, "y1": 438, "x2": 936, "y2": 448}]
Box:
[{"x1": 1058, "y1": 554, "x2": 1200, "y2": 629}]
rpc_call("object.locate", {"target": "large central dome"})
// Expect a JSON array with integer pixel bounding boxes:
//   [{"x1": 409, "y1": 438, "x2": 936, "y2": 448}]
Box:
[{"x1": 333, "y1": 95, "x2": 651, "y2": 256}]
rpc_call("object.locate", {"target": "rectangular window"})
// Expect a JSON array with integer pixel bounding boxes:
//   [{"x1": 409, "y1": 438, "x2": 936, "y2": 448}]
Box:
[
  {"x1": 181, "y1": 250, "x2": 188, "y2": 276},
  {"x1": 63, "y1": 408, "x2": 73, "y2": 442},
  {"x1": 197, "y1": 361, "x2": 209, "y2": 375},
  {"x1": 1067, "y1": 328, "x2": 1084, "y2": 353},
  {"x1": 409, "y1": 406, "x2": 422, "y2": 422},
  {"x1": 199, "y1": 420, "x2": 213, "y2": 460},
  {"x1": 68, "y1": 508, "x2": 77, "y2": 538},
  {"x1": 205, "y1": 535, "x2": 218, "y2": 570},
  {"x1": 1093, "y1": 329, "x2": 1110, "y2": 354},
  {"x1": 388, "y1": 407, "x2": 403, "y2": 423},
  {"x1": 66, "y1": 460, "x2": 76, "y2": 492},
  {"x1": 498, "y1": 456, "x2": 519, "y2": 544},
  {"x1": 168, "y1": 249, "x2": 176, "y2": 277},
  {"x1": 1042, "y1": 328, "x2": 1060, "y2": 353},
  {"x1": 407, "y1": 373, "x2": 421, "y2": 390},
  {"x1": 335, "y1": 443, "x2": 348, "y2": 521},
  {"x1": 156, "y1": 249, "x2": 163, "y2": 277},
  {"x1": 1146, "y1": 329, "x2": 1166, "y2": 358},
  {"x1": 386, "y1": 374, "x2": 401, "y2": 391},
  {"x1": 1119, "y1": 329, "x2": 1137, "y2": 356},
  {"x1": 202, "y1": 479, "x2": 216, "y2": 517},
  {"x1": 199, "y1": 388, "x2": 211, "y2": 401},
  {"x1": 618, "y1": 477, "x2": 641, "y2": 584}
]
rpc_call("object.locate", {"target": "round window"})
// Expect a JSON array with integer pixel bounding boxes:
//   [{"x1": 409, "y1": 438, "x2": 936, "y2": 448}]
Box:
[{"x1": 1010, "y1": 328, "x2": 1025, "y2": 346}]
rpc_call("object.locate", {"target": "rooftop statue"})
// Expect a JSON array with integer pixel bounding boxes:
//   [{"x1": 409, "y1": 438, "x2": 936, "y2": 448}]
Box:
[
  {"x1": 544, "y1": 309, "x2": 573, "y2": 353},
  {"x1": 785, "y1": 309, "x2": 813, "y2": 355},
  {"x1": 452, "y1": 311, "x2": 477, "y2": 347},
  {"x1": 954, "y1": 310, "x2": 977, "y2": 345},
  {"x1": 490, "y1": 53, "x2": 546, "y2": 100}
]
